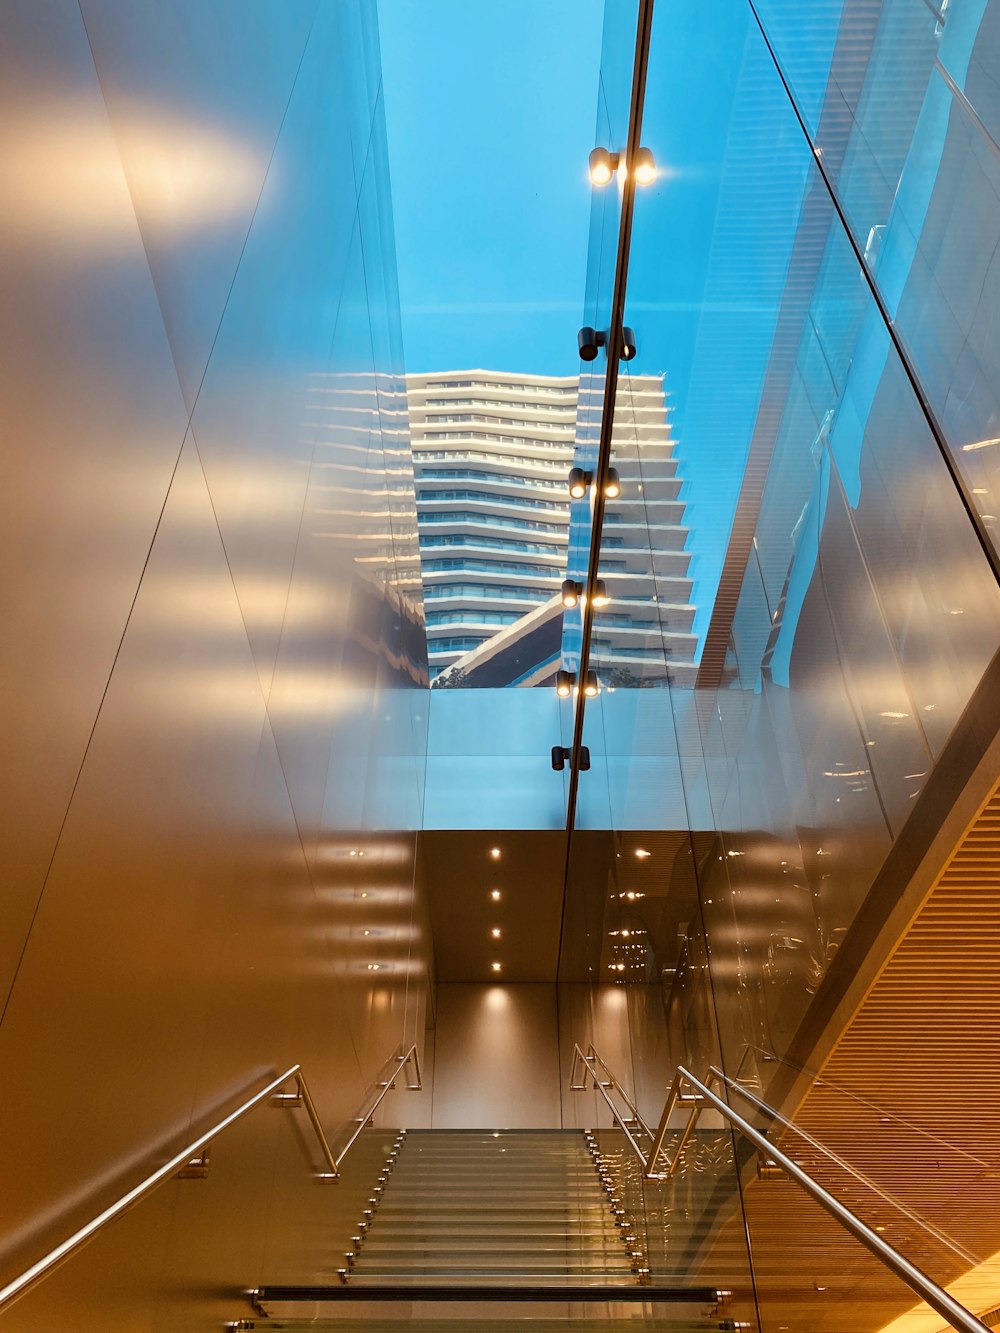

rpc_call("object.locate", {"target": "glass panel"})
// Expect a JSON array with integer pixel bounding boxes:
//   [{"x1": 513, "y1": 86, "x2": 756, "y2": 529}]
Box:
[
  {"x1": 562, "y1": 0, "x2": 1000, "y2": 1327},
  {"x1": 754, "y1": 0, "x2": 1000, "y2": 569}
]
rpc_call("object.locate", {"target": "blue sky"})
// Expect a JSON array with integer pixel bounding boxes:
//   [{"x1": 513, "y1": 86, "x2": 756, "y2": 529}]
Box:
[{"x1": 377, "y1": 0, "x2": 604, "y2": 374}]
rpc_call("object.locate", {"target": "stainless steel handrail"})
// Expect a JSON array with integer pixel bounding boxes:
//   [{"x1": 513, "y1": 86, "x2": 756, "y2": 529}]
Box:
[
  {"x1": 716, "y1": 1066, "x2": 980, "y2": 1268},
  {"x1": 333, "y1": 1044, "x2": 421, "y2": 1169},
  {"x1": 682, "y1": 1067, "x2": 990, "y2": 1333},
  {"x1": 570, "y1": 1048, "x2": 991, "y2": 1333},
  {"x1": 0, "y1": 1045, "x2": 421, "y2": 1315},
  {"x1": 570, "y1": 1044, "x2": 655, "y2": 1166}
]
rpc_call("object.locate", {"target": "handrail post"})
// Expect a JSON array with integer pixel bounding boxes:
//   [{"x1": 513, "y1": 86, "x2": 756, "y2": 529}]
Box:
[
  {"x1": 569, "y1": 1043, "x2": 589, "y2": 1091},
  {"x1": 646, "y1": 1068, "x2": 706, "y2": 1180},
  {"x1": 404, "y1": 1044, "x2": 423, "y2": 1091},
  {"x1": 294, "y1": 1073, "x2": 339, "y2": 1180}
]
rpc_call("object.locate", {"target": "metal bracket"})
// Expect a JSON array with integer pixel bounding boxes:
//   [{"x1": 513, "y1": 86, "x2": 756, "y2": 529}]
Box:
[{"x1": 177, "y1": 1149, "x2": 210, "y2": 1180}]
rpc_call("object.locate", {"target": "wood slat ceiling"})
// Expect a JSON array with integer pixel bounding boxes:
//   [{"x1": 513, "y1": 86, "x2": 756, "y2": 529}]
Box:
[{"x1": 696, "y1": 779, "x2": 1000, "y2": 1331}]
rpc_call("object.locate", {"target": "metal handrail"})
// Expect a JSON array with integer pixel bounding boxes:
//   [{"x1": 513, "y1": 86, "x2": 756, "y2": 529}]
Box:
[
  {"x1": 0, "y1": 1045, "x2": 421, "y2": 1315},
  {"x1": 569, "y1": 1044, "x2": 655, "y2": 1166},
  {"x1": 684, "y1": 1067, "x2": 990, "y2": 1333},
  {"x1": 570, "y1": 1048, "x2": 991, "y2": 1333},
  {"x1": 333, "y1": 1044, "x2": 421, "y2": 1169}
]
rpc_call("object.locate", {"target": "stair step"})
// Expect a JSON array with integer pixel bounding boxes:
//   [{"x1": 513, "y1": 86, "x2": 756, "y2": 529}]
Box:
[
  {"x1": 376, "y1": 1194, "x2": 614, "y2": 1204},
  {"x1": 334, "y1": 1128, "x2": 643, "y2": 1297},
  {"x1": 348, "y1": 1260, "x2": 636, "y2": 1272},
  {"x1": 339, "y1": 1272, "x2": 644, "y2": 1286},
  {"x1": 372, "y1": 1204, "x2": 619, "y2": 1214},
  {"x1": 361, "y1": 1228, "x2": 629, "y2": 1239},
  {"x1": 355, "y1": 1244, "x2": 635, "y2": 1256}
]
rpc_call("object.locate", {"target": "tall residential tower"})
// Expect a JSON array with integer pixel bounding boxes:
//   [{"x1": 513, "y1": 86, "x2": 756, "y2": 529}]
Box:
[{"x1": 409, "y1": 370, "x2": 697, "y2": 685}]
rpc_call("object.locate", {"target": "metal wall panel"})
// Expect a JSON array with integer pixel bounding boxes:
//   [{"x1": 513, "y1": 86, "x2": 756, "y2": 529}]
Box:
[{"x1": 0, "y1": 3, "x2": 428, "y2": 1324}]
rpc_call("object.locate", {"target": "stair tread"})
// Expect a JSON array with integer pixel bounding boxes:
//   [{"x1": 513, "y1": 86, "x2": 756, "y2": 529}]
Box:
[{"x1": 340, "y1": 1129, "x2": 641, "y2": 1293}]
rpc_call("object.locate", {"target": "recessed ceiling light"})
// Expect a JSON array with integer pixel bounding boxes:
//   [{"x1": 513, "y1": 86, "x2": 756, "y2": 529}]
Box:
[
  {"x1": 491, "y1": 927, "x2": 502, "y2": 939},
  {"x1": 491, "y1": 961, "x2": 502, "y2": 972},
  {"x1": 634, "y1": 848, "x2": 651, "y2": 859},
  {"x1": 490, "y1": 889, "x2": 502, "y2": 901},
  {"x1": 490, "y1": 847, "x2": 502, "y2": 860}
]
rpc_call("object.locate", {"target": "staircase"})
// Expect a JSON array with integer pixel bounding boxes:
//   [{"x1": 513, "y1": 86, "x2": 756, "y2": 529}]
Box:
[
  {"x1": 342, "y1": 1128, "x2": 646, "y2": 1287},
  {"x1": 250, "y1": 1128, "x2": 733, "y2": 1326}
]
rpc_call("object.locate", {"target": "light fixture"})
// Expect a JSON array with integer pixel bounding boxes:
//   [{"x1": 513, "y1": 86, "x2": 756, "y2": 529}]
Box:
[
  {"x1": 561, "y1": 578, "x2": 582, "y2": 608},
  {"x1": 588, "y1": 147, "x2": 619, "y2": 185},
  {"x1": 556, "y1": 670, "x2": 576, "y2": 698},
  {"x1": 592, "y1": 578, "x2": 610, "y2": 607},
  {"x1": 634, "y1": 848, "x2": 651, "y2": 859},
  {"x1": 490, "y1": 847, "x2": 502, "y2": 860},
  {"x1": 604, "y1": 467, "x2": 622, "y2": 499},
  {"x1": 490, "y1": 888, "x2": 502, "y2": 901},
  {"x1": 632, "y1": 146, "x2": 657, "y2": 185},
  {"x1": 551, "y1": 745, "x2": 591, "y2": 772},
  {"x1": 577, "y1": 327, "x2": 605, "y2": 361},
  {"x1": 584, "y1": 670, "x2": 600, "y2": 698},
  {"x1": 491, "y1": 961, "x2": 502, "y2": 973},
  {"x1": 578, "y1": 326, "x2": 636, "y2": 362},
  {"x1": 491, "y1": 927, "x2": 502, "y2": 939},
  {"x1": 568, "y1": 466, "x2": 591, "y2": 499}
]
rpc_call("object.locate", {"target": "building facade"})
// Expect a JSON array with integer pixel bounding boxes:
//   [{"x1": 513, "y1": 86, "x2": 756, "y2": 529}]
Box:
[{"x1": 408, "y1": 370, "x2": 577, "y2": 680}]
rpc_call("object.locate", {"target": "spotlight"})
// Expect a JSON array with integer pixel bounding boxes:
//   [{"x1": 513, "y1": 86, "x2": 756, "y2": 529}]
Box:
[
  {"x1": 592, "y1": 578, "x2": 610, "y2": 607},
  {"x1": 490, "y1": 888, "x2": 502, "y2": 901},
  {"x1": 556, "y1": 670, "x2": 576, "y2": 698},
  {"x1": 620, "y1": 326, "x2": 637, "y2": 360},
  {"x1": 551, "y1": 745, "x2": 592, "y2": 772},
  {"x1": 490, "y1": 847, "x2": 502, "y2": 860},
  {"x1": 632, "y1": 146, "x2": 657, "y2": 185},
  {"x1": 588, "y1": 147, "x2": 618, "y2": 185},
  {"x1": 577, "y1": 326, "x2": 605, "y2": 361},
  {"x1": 491, "y1": 961, "x2": 502, "y2": 973},
  {"x1": 584, "y1": 670, "x2": 600, "y2": 698},
  {"x1": 568, "y1": 467, "x2": 591, "y2": 499},
  {"x1": 561, "y1": 579, "x2": 582, "y2": 609},
  {"x1": 604, "y1": 467, "x2": 622, "y2": 499}
]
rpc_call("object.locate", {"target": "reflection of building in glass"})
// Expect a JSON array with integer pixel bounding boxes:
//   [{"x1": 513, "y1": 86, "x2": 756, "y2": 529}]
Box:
[
  {"x1": 305, "y1": 371, "x2": 427, "y2": 683},
  {"x1": 410, "y1": 370, "x2": 699, "y2": 686},
  {"x1": 408, "y1": 371, "x2": 577, "y2": 682},
  {"x1": 564, "y1": 374, "x2": 699, "y2": 686}
]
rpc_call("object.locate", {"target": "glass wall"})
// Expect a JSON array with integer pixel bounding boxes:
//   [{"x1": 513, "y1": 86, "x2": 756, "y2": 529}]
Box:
[{"x1": 562, "y1": 0, "x2": 1000, "y2": 1329}]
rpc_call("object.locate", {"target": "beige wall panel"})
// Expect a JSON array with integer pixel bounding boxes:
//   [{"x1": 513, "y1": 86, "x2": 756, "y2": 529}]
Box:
[
  {"x1": 0, "y1": 0, "x2": 193, "y2": 1009},
  {"x1": 0, "y1": 442, "x2": 423, "y2": 1296},
  {"x1": 431, "y1": 983, "x2": 561, "y2": 1128}
]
